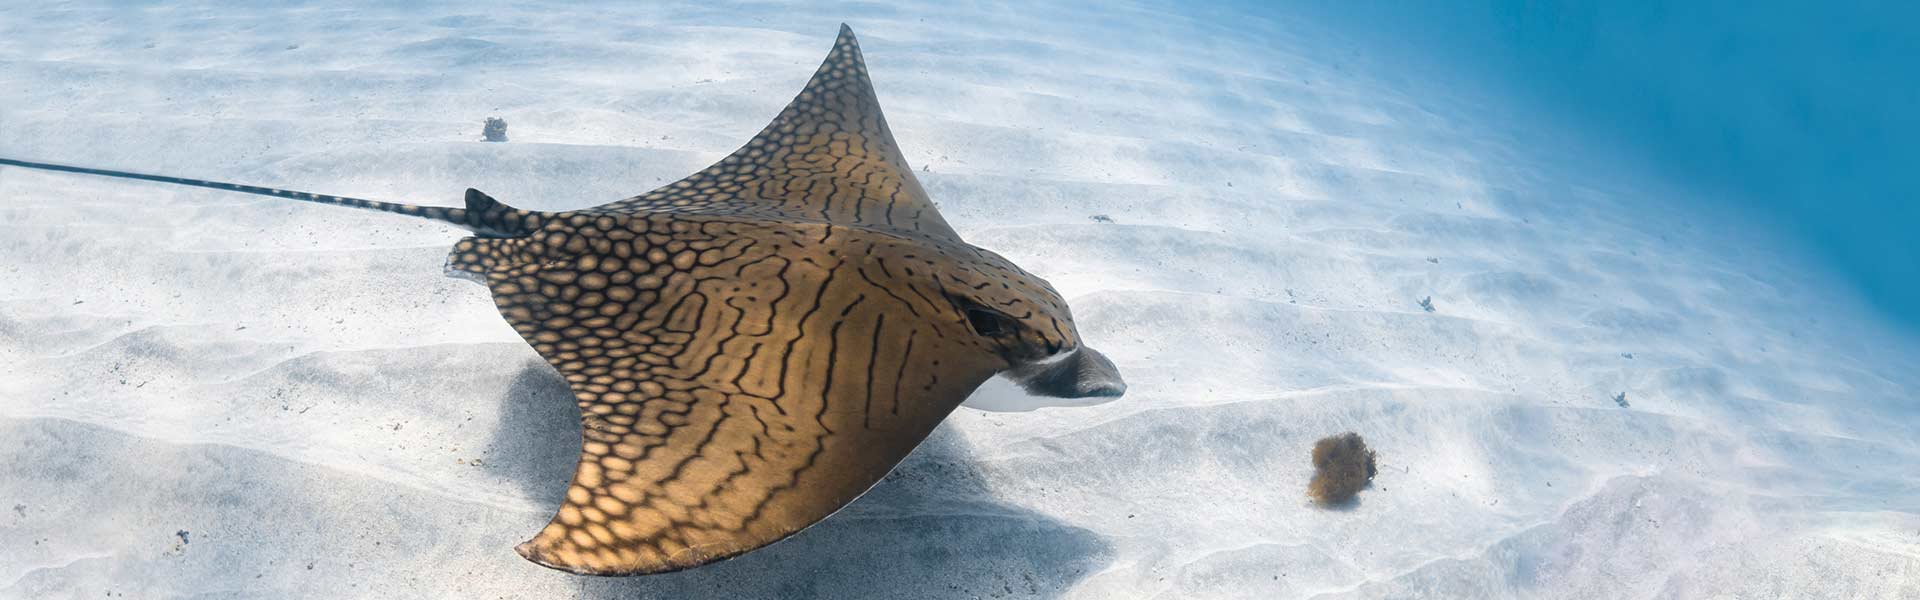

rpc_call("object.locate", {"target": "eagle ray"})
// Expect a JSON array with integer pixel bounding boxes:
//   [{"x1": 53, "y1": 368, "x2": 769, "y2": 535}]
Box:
[{"x1": 0, "y1": 24, "x2": 1127, "y2": 576}]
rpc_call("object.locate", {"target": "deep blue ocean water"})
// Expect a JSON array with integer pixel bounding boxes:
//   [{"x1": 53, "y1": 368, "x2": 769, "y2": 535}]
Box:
[{"x1": 1288, "y1": 1, "x2": 1920, "y2": 334}]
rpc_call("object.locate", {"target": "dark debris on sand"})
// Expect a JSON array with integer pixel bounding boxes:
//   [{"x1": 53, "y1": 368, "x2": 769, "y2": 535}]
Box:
[{"x1": 483, "y1": 117, "x2": 508, "y2": 142}]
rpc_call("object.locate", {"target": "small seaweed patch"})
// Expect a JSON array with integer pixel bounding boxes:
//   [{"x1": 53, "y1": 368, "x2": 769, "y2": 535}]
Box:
[{"x1": 1309, "y1": 432, "x2": 1377, "y2": 506}]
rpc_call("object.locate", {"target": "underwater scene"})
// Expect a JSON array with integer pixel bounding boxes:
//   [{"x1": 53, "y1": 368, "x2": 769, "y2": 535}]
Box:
[{"x1": 1, "y1": 2, "x2": 1915, "y2": 598}]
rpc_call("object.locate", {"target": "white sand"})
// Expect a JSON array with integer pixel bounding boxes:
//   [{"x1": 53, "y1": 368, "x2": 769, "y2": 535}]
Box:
[{"x1": 2, "y1": 2, "x2": 1916, "y2": 598}]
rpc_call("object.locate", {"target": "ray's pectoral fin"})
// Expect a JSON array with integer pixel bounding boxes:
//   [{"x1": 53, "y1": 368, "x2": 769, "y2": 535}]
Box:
[
  {"x1": 485, "y1": 231, "x2": 1005, "y2": 575},
  {"x1": 587, "y1": 24, "x2": 960, "y2": 241},
  {"x1": 445, "y1": 235, "x2": 518, "y2": 284}
]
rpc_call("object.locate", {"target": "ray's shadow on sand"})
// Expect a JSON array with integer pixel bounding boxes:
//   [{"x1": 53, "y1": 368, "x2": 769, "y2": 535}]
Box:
[{"x1": 484, "y1": 363, "x2": 1113, "y2": 599}]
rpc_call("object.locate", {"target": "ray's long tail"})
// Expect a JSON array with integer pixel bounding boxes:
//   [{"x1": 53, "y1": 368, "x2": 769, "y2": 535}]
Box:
[{"x1": 0, "y1": 157, "x2": 540, "y2": 237}]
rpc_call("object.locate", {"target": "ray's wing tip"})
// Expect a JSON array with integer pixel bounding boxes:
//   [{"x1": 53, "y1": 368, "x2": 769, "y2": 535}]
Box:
[
  {"x1": 516, "y1": 539, "x2": 640, "y2": 576},
  {"x1": 514, "y1": 540, "x2": 579, "y2": 574},
  {"x1": 515, "y1": 537, "x2": 720, "y2": 577},
  {"x1": 836, "y1": 23, "x2": 861, "y2": 49}
]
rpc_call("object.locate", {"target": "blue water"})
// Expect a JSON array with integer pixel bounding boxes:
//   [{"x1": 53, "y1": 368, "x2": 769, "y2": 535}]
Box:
[{"x1": 1290, "y1": 1, "x2": 1920, "y2": 333}]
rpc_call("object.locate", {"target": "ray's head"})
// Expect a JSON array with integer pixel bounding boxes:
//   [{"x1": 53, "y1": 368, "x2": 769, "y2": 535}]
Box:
[{"x1": 934, "y1": 246, "x2": 1127, "y2": 400}]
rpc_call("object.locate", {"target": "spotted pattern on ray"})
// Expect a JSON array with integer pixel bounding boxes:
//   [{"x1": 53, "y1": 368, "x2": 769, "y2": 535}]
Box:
[{"x1": 442, "y1": 25, "x2": 1086, "y2": 575}]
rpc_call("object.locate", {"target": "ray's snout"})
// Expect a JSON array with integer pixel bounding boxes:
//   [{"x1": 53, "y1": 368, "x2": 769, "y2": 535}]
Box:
[{"x1": 1005, "y1": 346, "x2": 1128, "y2": 399}]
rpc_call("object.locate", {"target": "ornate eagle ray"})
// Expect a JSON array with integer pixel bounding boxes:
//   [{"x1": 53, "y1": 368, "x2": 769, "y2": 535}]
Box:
[{"x1": 0, "y1": 24, "x2": 1126, "y2": 576}]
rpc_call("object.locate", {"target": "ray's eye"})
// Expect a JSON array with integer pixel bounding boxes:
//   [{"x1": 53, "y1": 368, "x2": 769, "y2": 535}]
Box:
[{"x1": 966, "y1": 307, "x2": 1018, "y2": 337}]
